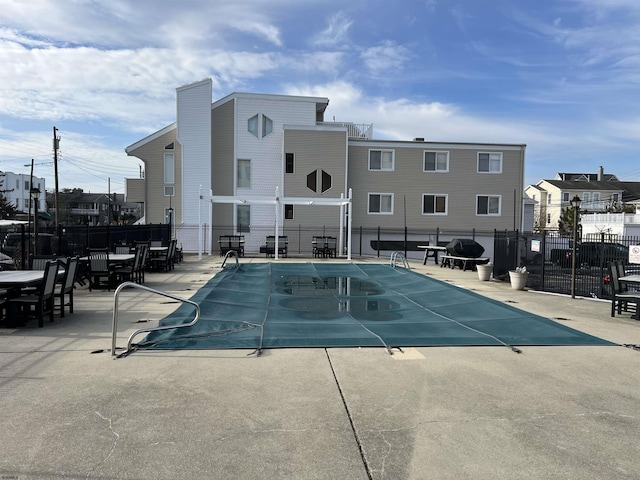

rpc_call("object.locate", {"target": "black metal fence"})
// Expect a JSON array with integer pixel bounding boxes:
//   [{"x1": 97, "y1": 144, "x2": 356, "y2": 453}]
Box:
[
  {"x1": 494, "y1": 230, "x2": 640, "y2": 300},
  {"x1": 4, "y1": 222, "x2": 638, "y2": 300},
  {"x1": 2, "y1": 223, "x2": 171, "y2": 269}
]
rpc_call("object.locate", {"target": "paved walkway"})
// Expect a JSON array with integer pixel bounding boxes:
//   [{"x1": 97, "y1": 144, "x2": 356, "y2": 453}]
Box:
[{"x1": 1, "y1": 255, "x2": 640, "y2": 479}]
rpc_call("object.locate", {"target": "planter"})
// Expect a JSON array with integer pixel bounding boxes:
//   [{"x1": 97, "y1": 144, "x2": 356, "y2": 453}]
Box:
[
  {"x1": 477, "y1": 263, "x2": 492, "y2": 281},
  {"x1": 509, "y1": 271, "x2": 529, "y2": 290}
]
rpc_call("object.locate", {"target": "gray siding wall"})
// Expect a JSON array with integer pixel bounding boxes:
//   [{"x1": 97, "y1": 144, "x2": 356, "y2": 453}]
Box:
[
  {"x1": 211, "y1": 99, "x2": 235, "y2": 227},
  {"x1": 283, "y1": 128, "x2": 348, "y2": 229},
  {"x1": 127, "y1": 129, "x2": 181, "y2": 224},
  {"x1": 347, "y1": 142, "x2": 525, "y2": 231}
]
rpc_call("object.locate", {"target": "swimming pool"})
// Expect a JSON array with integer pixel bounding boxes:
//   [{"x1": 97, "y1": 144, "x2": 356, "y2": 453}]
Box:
[{"x1": 136, "y1": 262, "x2": 614, "y2": 352}]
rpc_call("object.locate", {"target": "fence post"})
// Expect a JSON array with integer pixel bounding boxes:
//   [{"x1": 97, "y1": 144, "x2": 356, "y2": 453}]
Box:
[{"x1": 404, "y1": 226, "x2": 408, "y2": 258}]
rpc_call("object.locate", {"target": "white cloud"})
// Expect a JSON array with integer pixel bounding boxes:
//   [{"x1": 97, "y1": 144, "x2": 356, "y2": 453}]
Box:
[
  {"x1": 361, "y1": 41, "x2": 412, "y2": 75},
  {"x1": 313, "y1": 11, "x2": 353, "y2": 47}
]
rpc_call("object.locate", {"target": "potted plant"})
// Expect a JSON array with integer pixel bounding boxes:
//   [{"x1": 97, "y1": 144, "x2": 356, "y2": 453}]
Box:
[
  {"x1": 508, "y1": 266, "x2": 529, "y2": 290},
  {"x1": 477, "y1": 262, "x2": 492, "y2": 281}
]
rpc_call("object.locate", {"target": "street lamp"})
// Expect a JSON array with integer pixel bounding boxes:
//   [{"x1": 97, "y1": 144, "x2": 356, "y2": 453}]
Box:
[
  {"x1": 30, "y1": 187, "x2": 41, "y2": 255},
  {"x1": 570, "y1": 195, "x2": 582, "y2": 298}
]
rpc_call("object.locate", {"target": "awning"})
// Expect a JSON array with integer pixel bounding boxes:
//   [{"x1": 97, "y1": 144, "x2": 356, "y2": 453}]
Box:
[{"x1": 38, "y1": 212, "x2": 54, "y2": 221}]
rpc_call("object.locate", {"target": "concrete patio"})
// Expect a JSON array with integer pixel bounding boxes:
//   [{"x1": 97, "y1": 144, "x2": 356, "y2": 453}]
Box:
[{"x1": 1, "y1": 254, "x2": 640, "y2": 479}]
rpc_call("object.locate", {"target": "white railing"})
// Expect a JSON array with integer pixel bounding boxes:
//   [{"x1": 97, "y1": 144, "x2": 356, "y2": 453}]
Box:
[
  {"x1": 581, "y1": 213, "x2": 640, "y2": 225},
  {"x1": 318, "y1": 122, "x2": 373, "y2": 139}
]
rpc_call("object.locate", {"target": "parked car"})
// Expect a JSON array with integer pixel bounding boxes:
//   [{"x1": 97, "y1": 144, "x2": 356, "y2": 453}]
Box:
[{"x1": 551, "y1": 242, "x2": 629, "y2": 267}]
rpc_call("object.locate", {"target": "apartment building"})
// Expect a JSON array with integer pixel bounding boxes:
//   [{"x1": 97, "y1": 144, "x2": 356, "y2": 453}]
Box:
[{"x1": 125, "y1": 79, "x2": 527, "y2": 254}]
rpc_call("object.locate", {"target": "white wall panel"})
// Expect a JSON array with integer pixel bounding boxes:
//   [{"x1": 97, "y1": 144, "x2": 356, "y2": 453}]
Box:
[{"x1": 177, "y1": 79, "x2": 212, "y2": 224}]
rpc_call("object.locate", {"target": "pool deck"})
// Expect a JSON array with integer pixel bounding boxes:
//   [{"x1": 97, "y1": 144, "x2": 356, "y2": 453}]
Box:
[{"x1": 1, "y1": 254, "x2": 640, "y2": 479}]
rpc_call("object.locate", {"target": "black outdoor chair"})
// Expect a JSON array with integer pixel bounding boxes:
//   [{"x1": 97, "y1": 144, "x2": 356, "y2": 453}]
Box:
[
  {"x1": 54, "y1": 256, "x2": 79, "y2": 318},
  {"x1": 9, "y1": 260, "x2": 59, "y2": 328},
  {"x1": 609, "y1": 261, "x2": 640, "y2": 319},
  {"x1": 88, "y1": 248, "x2": 116, "y2": 291}
]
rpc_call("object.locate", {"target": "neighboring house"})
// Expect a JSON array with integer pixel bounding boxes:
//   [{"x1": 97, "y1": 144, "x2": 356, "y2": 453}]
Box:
[
  {"x1": 0, "y1": 171, "x2": 47, "y2": 217},
  {"x1": 47, "y1": 191, "x2": 140, "y2": 225},
  {"x1": 525, "y1": 168, "x2": 640, "y2": 235},
  {"x1": 125, "y1": 79, "x2": 527, "y2": 254}
]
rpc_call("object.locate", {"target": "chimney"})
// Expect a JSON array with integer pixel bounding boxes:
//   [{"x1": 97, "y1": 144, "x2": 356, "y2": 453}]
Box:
[{"x1": 598, "y1": 166, "x2": 604, "y2": 181}]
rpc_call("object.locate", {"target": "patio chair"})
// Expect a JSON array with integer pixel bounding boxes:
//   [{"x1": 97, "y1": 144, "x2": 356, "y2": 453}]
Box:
[
  {"x1": 229, "y1": 236, "x2": 243, "y2": 257},
  {"x1": 54, "y1": 256, "x2": 79, "y2": 317},
  {"x1": 265, "y1": 236, "x2": 275, "y2": 257},
  {"x1": 609, "y1": 261, "x2": 640, "y2": 318},
  {"x1": 134, "y1": 243, "x2": 149, "y2": 283},
  {"x1": 114, "y1": 246, "x2": 142, "y2": 284},
  {"x1": 29, "y1": 255, "x2": 58, "y2": 270},
  {"x1": 88, "y1": 248, "x2": 116, "y2": 291},
  {"x1": 114, "y1": 245, "x2": 131, "y2": 254},
  {"x1": 8, "y1": 260, "x2": 59, "y2": 328},
  {"x1": 325, "y1": 237, "x2": 337, "y2": 258},
  {"x1": 149, "y1": 239, "x2": 176, "y2": 272},
  {"x1": 312, "y1": 236, "x2": 326, "y2": 258}
]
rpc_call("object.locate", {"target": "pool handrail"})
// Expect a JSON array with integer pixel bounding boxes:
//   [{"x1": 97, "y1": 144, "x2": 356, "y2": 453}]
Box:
[
  {"x1": 221, "y1": 250, "x2": 240, "y2": 269},
  {"x1": 111, "y1": 281, "x2": 201, "y2": 357},
  {"x1": 390, "y1": 251, "x2": 410, "y2": 269}
]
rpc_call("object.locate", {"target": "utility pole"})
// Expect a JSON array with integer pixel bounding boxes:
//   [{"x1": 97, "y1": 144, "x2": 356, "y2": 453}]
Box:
[{"x1": 53, "y1": 126, "x2": 60, "y2": 226}]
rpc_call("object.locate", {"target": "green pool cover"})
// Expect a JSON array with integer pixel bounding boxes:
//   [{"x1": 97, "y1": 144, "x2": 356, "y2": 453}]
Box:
[{"x1": 138, "y1": 263, "x2": 614, "y2": 351}]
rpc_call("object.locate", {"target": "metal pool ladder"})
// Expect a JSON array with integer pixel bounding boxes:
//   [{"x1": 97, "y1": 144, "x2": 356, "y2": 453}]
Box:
[
  {"x1": 390, "y1": 251, "x2": 410, "y2": 269},
  {"x1": 111, "y1": 282, "x2": 201, "y2": 357}
]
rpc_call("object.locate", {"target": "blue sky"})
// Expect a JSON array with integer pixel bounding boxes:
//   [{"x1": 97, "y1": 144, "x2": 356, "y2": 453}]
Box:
[{"x1": 2, "y1": 0, "x2": 640, "y2": 196}]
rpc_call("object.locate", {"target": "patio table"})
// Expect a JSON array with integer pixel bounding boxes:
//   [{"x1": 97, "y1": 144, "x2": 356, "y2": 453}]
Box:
[{"x1": 418, "y1": 245, "x2": 448, "y2": 265}]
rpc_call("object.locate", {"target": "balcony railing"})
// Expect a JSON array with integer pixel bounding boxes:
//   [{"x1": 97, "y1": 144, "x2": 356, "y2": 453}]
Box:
[
  {"x1": 318, "y1": 122, "x2": 373, "y2": 139},
  {"x1": 581, "y1": 213, "x2": 640, "y2": 225}
]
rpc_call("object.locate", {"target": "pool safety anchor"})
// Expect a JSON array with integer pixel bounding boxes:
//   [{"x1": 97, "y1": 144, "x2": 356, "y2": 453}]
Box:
[{"x1": 390, "y1": 251, "x2": 410, "y2": 269}]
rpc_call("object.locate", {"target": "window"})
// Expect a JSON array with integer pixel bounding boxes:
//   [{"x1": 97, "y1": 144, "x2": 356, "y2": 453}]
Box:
[
  {"x1": 16, "y1": 180, "x2": 20, "y2": 190},
  {"x1": 306, "y1": 169, "x2": 332, "y2": 193},
  {"x1": 423, "y1": 151, "x2": 449, "y2": 172},
  {"x1": 422, "y1": 194, "x2": 448, "y2": 215},
  {"x1": 583, "y1": 192, "x2": 590, "y2": 205},
  {"x1": 593, "y1": 192, "x2": 600, "y2": 203},
  {"x1": 237, "y1": 205, "x2": 250, "y2": 233},
  {"x1": 368, "y1": 193, "x2": 394, "y2": 214},
  {"x1": 547, "y1": 194, "x2": 552, "y2": 205},
  {"x1": 477, "y1": 153, "x2": 502, "y2": 173},
  {"x1": 562, "y1": 192, "x2": 570, "y2": 202},
  {"x1": 284, "y1": 204, "x2": 294, "y2": 220},
  {"x1": 262, "y1": 115, "x2": 273, "y2": 137},
  {"x1": 612, "y1": 193, "x2": 620, "y2": 203},
  {"x1": 248, "y1": 115, "x2": 259, "y2": 138},
  {"x1": 237, "y1": 159, "x2": 251, "y2": 188},
  {"x1": 476, "y1": 195, "x2": 501, "y2": 215},
  {"x1": 369, "y1": 149, "x2": 394, "y2": 171},
  {"x1": 164, "y1": 186, "x2": 174, "y2": 196},
  {"x1": 547, "y1": 213, "x2": 551, "y2": 224},
  {"x1": 285, "y1": 153, "x2": 294, "y2": 173},
  {"x1": 164, "y1": 152, "x2": 175, "y2": 184},
  {"x1": 24, "y1": 180, "x2": 29, "y2": 190}
]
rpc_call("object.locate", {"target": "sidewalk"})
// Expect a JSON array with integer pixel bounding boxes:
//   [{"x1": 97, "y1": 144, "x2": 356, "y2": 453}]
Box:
[{"x1": 1, "y1": 254, "x2": 639, "y2": 479}]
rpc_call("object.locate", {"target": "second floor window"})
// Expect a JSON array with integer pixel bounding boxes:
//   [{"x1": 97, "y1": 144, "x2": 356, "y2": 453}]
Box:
[
  {"x1": 164, "y1": 153, "x2": 175, "y2": 184},
  {"x1": 478, "y1": 153, "x2": 502, "y2": 173},
  {"x1": 237, "y1": 159, "x2": 251, "y2": 188},
  {"x1": 424, "y1": 151, "x2": 449, "y2": 172},
  {"x1": 369, "y1": 149, "x2": 394, "y2": 171},
  {"x1": 285, "y1": 153, "x2": 294, "y2": 173}
]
